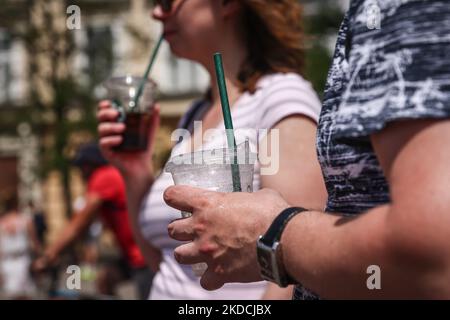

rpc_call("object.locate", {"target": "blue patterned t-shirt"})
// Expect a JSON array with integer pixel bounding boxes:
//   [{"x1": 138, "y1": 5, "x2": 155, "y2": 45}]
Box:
[{"x1": 294, "y1": 0, "x2": 450, "y2": 300}]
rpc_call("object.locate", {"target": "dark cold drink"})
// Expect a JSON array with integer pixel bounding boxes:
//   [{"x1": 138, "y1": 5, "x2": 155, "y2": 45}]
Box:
[
  {"x1": 104, "y1": 75, "x2": 156, "y2": 152},
  {"x1": 114, "y1": 111, "x2": 152, "y2": 152}
]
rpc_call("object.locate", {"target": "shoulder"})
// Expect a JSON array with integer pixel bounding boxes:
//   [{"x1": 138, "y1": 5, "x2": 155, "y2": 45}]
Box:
[
  {"x1": 350, "y1": 0, "x2": 449, "y2": 39},
  {"x1": 256, "y1": 72, "x2": 318, "y2": 97},
  {"x1": 250, "y1": 72, "x2": 322, "y2": 124},
  {"x1": 177, "y1": 98, "x2": 209, "y2": 130},
  {"x1": 89, "y1": 166, "x2": 123, "y2": 187},
  {"x1": 332, "y1": 0, "x2": 450, "y2": 139}
]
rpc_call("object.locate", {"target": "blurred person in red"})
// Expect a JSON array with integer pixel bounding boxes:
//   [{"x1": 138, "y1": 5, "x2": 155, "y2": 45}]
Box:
[{"x1": 33, "y1": 142, "x2": 154, "y2": 299}]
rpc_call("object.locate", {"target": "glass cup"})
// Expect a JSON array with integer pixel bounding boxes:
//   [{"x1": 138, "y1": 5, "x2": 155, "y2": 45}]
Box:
[
  {"x1": 104, "y1": 75, "x2": 157, "y2": 152},
  {"x1": 165, "y1": 140, "x2": 256, "y2": 276}
]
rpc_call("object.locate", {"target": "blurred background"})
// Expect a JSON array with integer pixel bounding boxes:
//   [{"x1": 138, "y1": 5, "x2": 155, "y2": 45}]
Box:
[{"x1": 0, "y1": 0, "x2": 348, "y2": 299}]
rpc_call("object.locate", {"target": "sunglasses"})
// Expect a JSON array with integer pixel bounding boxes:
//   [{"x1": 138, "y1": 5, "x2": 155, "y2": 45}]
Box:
[{"x1": 152, "y1": 0, "x2": 175, "y2": 12}]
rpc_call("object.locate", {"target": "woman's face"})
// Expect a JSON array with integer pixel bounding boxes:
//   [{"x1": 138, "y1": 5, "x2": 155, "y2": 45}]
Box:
[{"x1": 152, "y1": 0, "x2": 230, "y2": 61}]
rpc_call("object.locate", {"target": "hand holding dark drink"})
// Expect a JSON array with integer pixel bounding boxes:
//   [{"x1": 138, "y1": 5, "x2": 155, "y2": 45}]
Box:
[
  {"x1": 103, "y1": 76, "x2": 157, "y2": 149},
  {"x1": 97, "y1": 99, "x2": 160, "y2": 178},
  {"x1": 97, "y1": 75, "x2": 160, "y2": 178}
]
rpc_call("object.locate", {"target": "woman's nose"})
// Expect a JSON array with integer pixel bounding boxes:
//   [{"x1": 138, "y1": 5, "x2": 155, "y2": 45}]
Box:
[{"x1": 151, "y1": 5, "x2": 172, "y2": 21}]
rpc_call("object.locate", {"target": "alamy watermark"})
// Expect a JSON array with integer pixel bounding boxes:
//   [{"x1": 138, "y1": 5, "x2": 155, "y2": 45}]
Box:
[
  {"x1": 366, "y1": 1, "x2": 381, "y2": 30},
  {"x1": 66, "y1": 5, "x2": 81, "y2": 30},
  {"x1": 170, "y1": 122, "x2": 280, "y2": 176},
  {"x1": 66, "y1": 265, "x2": 81, "y2": 290},
  {"x1": 366, "y1": 265, "x2": 381, "y2": 290}
]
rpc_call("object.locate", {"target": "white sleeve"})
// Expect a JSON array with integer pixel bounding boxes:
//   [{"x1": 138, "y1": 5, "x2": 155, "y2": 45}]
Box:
[{"x1": 257, "y1": 74, "x2": 322, "y2": 141}]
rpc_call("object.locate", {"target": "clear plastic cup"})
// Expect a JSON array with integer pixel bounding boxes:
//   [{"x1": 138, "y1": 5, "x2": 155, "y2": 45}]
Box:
[{"x1": 165, "y1": 140, "x2": 256, "y2": 276}]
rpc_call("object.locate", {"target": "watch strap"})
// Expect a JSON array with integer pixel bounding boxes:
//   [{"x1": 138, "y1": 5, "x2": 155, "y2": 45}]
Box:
[
  {"x1": 259, "y1": 207, "x2": 307, "y2": 246},
  {"x1": 258, "y1": 206, "x2": 307, "y2": 287}
]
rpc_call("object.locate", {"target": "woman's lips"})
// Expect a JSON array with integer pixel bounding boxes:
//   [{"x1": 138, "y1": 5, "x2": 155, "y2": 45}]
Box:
[{"x1": 163, "y1": 30, "x2": 177, "y2": 38}]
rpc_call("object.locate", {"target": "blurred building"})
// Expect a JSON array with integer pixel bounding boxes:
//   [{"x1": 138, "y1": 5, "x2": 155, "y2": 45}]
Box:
[{"x1": 0, "y1": 0, "x2": 208, "y2": 241}]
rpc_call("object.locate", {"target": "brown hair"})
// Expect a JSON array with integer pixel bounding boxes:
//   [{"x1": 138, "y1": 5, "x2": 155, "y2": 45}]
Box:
[{"x1": 238, "y1": 0, "x2": 305, "y2": 93}]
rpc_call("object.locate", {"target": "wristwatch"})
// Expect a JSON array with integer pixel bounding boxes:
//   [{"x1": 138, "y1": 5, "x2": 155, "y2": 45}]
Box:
[{"x1": 256, "y1": 207, "x2": 307, "y2": 287}]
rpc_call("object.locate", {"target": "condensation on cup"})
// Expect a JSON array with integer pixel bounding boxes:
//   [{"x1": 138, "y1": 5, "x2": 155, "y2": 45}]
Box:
[{"x1": 165, "y1": 140, "x2": 256, "y2": 276}]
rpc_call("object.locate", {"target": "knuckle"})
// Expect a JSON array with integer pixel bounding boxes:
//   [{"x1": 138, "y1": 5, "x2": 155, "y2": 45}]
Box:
[
  {"x1": 99, "y1": 122, "x2": 110, "y2": 131},
  {"x1": 98, "y1": 109, "x2": 117, "y2": 121},
  {"x1": 173, "y1": 249, "x2": 183, "y2": 264},
  {"x1": 167, "y1": 224, "x2": 174, "y2": 237},
  {"x1": 99, "y1": 122, "x2": 122, "y2": 134},
  {"x1": 214, "y1": 192, "x2": 226, "y2": 205},
  {"x1": 108, "y1": 110, "x2": 119, "y2": 118},
  {"x1": 192, "y1": 222, "x2": 205, "y2": 235},
  {"x1": 163, "y1": 187, "x2": 175, "y2": 203},
  {"x1": 198, "y1": 242, "x2": 215, "y2": 256},
  {"x1": 196, "y1": 195, "x2": 212, "y2": 210},
  {"x1": 99, "y1": 100, "x2": 111, "y2": 107}
]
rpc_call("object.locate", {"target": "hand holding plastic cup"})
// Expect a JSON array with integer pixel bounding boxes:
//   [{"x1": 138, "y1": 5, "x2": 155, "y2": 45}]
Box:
[
  {"x1": 103, "y1": 75, "x2": 156, "y2": 152},
  {"x1": 166, "y1": 52, "x2": 249, "y2": 277},
  {"x1": 165, "y1": 140, "x2": 256, "y2": 276}
]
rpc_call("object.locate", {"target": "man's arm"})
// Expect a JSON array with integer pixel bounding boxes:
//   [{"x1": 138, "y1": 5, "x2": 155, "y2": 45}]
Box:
[
  {"x1": 260, "y1": 115, "x2": 327, "y2": 299},
  {"x1": 44, "y1": 194, "x2": 102, "y2": 262},
  {"x1": 262, "y1": 283, "x2": 294, "y2": 300},
  {"x1": 165, "y1": 119, "x2": 450, "y2": 298},
  {"x1": 281, "y1": 119, "x2": 450, "y2": 298}
]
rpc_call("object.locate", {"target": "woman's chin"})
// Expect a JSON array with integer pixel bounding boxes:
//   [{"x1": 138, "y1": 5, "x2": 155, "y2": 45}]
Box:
[{"x1": 167, "y1": 43, "x2": 192, "y2": 60}]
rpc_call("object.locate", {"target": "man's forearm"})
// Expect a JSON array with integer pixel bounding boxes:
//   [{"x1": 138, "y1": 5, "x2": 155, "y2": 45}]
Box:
[
  {"x1": 281, "y1": 204, "x2": 449, "y2": 299},
  {"x1": 46, "y1": 221, "x2": 81, "y2": 259}
]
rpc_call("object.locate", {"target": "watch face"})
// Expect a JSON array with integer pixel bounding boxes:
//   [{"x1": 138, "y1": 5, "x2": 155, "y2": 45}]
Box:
[{"x1": 257, "y1": 242, "x2": 275, "y2": 280}]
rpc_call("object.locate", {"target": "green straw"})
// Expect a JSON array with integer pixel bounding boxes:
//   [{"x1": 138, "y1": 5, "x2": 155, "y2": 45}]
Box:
[
  {"x1": 132, "y1": 34, "x2": 164, "y2": 110},
  {"x1": 213, "y1": 52, "x2": 242, "y2": 192}
]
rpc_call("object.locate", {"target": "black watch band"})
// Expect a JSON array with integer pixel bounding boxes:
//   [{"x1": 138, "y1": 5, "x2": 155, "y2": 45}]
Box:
[
  {"x1": 259, "y1": 207, "x2": 306, "y2": 247},
  {"x1": 257, "y1": 207, "x2": 307, "y2": 287}
]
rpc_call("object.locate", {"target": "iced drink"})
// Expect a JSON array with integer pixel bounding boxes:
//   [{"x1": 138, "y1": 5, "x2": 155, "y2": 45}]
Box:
[
  {"x1": 104, "y1": 75, "x2": 156, "y2": 152},
  {"x1": 165, "y1": 140, "x2": 256, "y2": 276}
]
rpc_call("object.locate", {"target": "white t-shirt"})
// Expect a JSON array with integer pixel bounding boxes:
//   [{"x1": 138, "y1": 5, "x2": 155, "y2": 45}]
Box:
[{"x1": 140, "y1": 72, "x2": 322, "y2": 299}]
